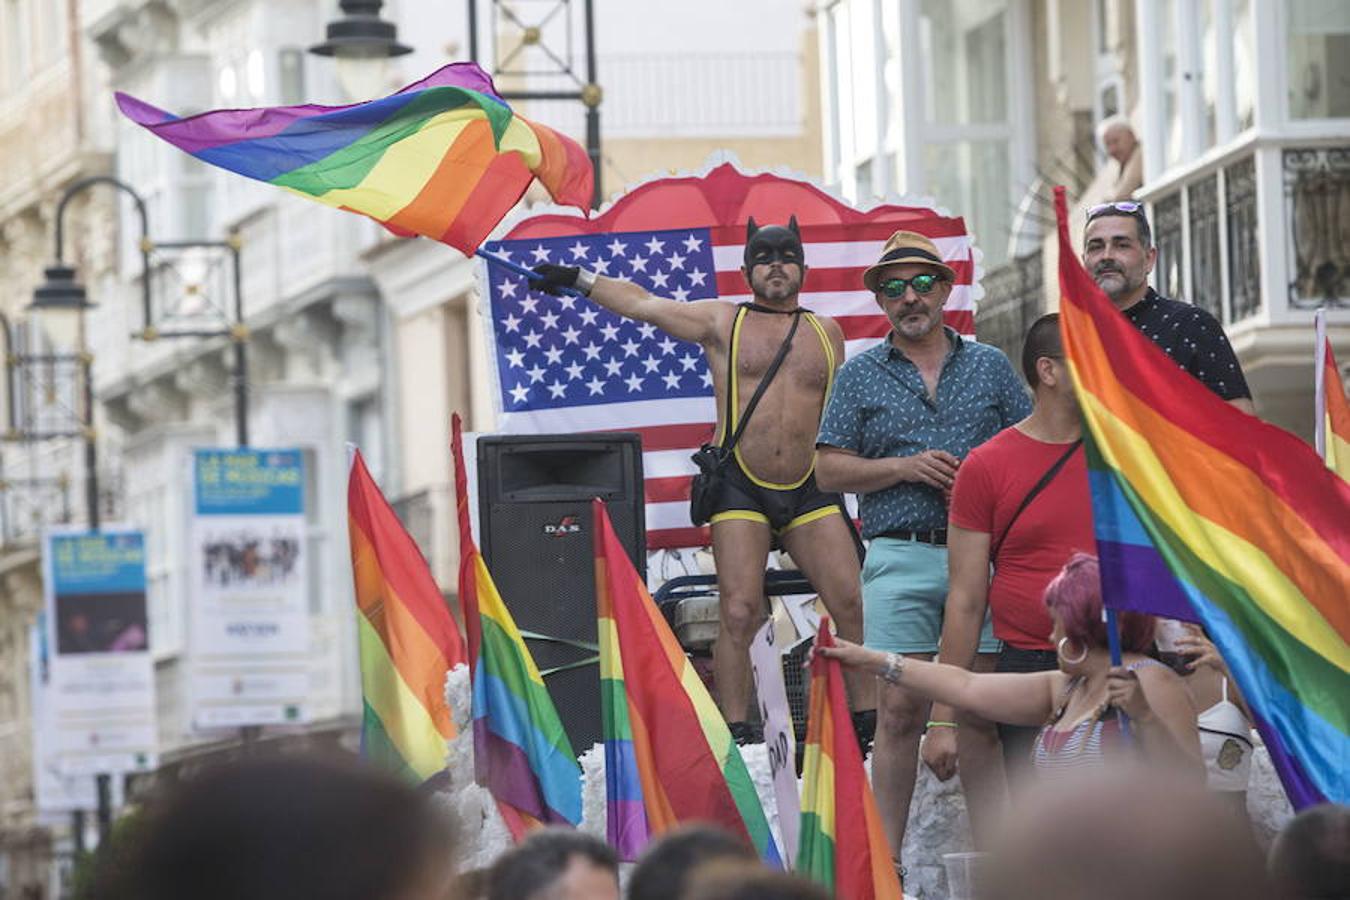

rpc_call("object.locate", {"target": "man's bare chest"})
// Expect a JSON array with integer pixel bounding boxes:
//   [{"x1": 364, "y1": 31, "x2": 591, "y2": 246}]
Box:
[{"x1": 732, "y1": 321, "x2": 831, "y2": 393}]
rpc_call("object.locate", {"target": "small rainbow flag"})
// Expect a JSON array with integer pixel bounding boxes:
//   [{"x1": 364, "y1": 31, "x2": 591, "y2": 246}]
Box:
[
  {"x1": 347, "y1": 448, "x2": 465, "y2": 782},
  {"x1": 451, "y1": 415, "x2": 582, "y2": 832},
  {"x1": 1054, "y1": 187, "x2": 1350, "y2": 807},
  {"x1": 116, "y1": 62, "x2": 592, "y2": 254},
  {"x1": 592, "y1": 498, "x2": 781, "y2": 864},
  {"x1": 1315, "y1": 309, "x2": 1350, "y2": 481},
  {"x1": 797, "y1": 621, "x2": 901, "y2": 899}
]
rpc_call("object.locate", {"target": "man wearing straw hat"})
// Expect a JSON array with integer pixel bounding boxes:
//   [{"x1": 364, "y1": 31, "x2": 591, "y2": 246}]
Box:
[{"x1": 816, "y1": 230, "x2": 1031, "y2": 874}]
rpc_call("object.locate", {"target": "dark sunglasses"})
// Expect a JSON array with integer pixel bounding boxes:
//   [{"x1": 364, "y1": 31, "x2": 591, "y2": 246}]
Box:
[
  {"x1": 1086, "y1": 200, "x2": 1145, "y2": 221},
  {"x1": 879, "y1": 273, "x2": 944, "y2": 297}
]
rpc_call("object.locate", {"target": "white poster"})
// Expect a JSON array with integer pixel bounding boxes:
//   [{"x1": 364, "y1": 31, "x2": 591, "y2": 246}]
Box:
[
  {"x1": 42, "y1": 528, "x2": 157, "y2": 776},
  {"x1": 749, "y1": 619, "x2": 801, "y2": 867},
  {"x1": 190, "y1": 449, "x2": 309, "y2": 729},
  {"x1": 28, "y1": 618, "x2": 98, "y2": 815}
]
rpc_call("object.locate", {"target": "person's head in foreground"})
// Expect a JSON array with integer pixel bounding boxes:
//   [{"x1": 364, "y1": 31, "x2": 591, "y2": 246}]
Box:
[
  {"x1": 90, "y1": 753, "x2": 457, "y2": 900},
  {"x1": 983, "y1": 767, "x2": 1273, "y2": 899},
  {"x1": 680, "y1": 861, "x2": 830, "y2": 900},
  {"x1": 627, "y1": 823, "x2": 756, "y2": 900},
  {"x1": 485, "y1": 827, "x2": 619, "y2": 900},
  {"x1": 862, "y1": 229, "x2": 958, "y2": 345},
  {"x1": 1268, "y1": 803, "x2": 1350, "y2": 900},
  {"x1": 1043, "y1": 552, "x2": 1155, "y2": 673}
]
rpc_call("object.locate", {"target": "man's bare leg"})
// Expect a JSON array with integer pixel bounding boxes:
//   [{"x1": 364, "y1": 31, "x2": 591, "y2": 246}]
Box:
[
  {"x1": 710, "y1": 518, "x2": 773, "y2": 723},
  {"x1": 873, "y1": 655, "x2": 932, "y2": 865},
  {"x1": 955, "y1": 652, "x2": 1007, "y2": 848},
  {"x1": 779, "y1": 513, "x2": 873, "y2": 713}
]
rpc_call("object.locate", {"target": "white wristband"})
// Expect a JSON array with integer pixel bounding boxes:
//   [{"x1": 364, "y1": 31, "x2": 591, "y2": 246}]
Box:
[
  {"x1": 880, "y1": 652, "x2": 904, "y2": 685},
  {"x1": 574, "y1": 268, "x2": 597, "y2": 295}
]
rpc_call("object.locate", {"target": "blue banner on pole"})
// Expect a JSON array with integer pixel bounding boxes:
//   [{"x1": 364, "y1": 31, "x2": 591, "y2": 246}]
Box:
[{"x1": 194, "y1": 449, "x2": 304, "y2": 516}]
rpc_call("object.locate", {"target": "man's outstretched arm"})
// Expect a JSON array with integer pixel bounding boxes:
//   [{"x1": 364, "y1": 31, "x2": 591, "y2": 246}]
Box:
[{"x1": 531, "y1": 263, "x2": 721, "y2": 346}]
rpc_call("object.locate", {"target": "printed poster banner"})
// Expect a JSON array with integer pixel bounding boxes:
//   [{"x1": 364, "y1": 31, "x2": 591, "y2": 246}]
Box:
[
  {"x1": 29, "y1": 617, "x2": 100, "y2": 816},
  {"x1": 42, "y1": 528, "x2": 157, "y2": 777},
  {"x1": 190, "y1": 449, "x2": 309, "y2": 729}
]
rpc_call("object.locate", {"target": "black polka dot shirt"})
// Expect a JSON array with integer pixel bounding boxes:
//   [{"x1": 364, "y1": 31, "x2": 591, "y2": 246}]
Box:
[{"x1": 1123, "y1": 289, "x2": 1252, "y2": 401}]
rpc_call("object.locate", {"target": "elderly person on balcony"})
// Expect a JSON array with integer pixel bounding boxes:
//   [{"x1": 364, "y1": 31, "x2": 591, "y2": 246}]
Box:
[{"x1": 820, "y1": 553, "x2": 1202, "y2": 780}]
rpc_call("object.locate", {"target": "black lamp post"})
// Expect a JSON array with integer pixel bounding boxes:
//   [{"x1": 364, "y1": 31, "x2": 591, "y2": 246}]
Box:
[
  {"x1": 136, "y1": 236, "x2": 250, "y2": 448},
  {"x1": 310, "y1": 0, "x2": 412, "y2": 100}
]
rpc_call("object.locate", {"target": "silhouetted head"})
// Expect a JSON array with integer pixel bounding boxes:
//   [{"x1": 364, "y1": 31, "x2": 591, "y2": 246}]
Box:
[
  {"x1": 94, "y1": 753, "x2": 456, "y2": 900},
  {"x1": 628, "y1": 824, "x2": 756, "y2": 900},
  {"x1": 1269, "y1": 803, "x2": 1350, "y2": 900},
  {"x1": 486, "y1": 827, "x2": 618, "y2": 900}
]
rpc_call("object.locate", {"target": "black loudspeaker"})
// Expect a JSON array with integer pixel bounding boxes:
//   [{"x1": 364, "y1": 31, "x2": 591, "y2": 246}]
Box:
[{"x1": 478, "y1": 433, "x2": 646, "y2": 755}]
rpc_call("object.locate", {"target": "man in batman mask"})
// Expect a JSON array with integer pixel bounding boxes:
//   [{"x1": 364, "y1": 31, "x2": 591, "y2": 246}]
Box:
[{"x1": 532, "y1": 217, "x2": 875, "y2": 748}]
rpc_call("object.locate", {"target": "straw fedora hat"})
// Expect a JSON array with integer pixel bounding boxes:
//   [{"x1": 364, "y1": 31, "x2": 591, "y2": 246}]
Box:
[{"x1": 861, "y1": 230, "x2": 957, "y2": 292}]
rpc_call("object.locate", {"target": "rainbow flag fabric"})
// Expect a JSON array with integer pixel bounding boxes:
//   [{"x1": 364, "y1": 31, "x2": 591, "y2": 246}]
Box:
[
  {"x1": 592, "y1": 498, "x2": 781, "y2": 865},
  {"x1": 347, "y1": 448, "x2": 466, "y2": 782},
  {"x1": 797, "y1": 621, "x2": 901, "y2": 899},
  {"x1": 1054, "y1": 187, "x2": 1350, "y2": 808},
  {"x1": 1315, "y1": 311, "x2": 1350, "y2": 481},
  {"x1": 451, "y1": 415, "x2": 582, "y2": 831},
  {"x1": 116, "y1": 62, "x2": 592, "y2": 254}
]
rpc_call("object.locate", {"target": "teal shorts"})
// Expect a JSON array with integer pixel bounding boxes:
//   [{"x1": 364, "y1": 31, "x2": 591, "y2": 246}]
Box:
[{"x1": 861, "y1": 536, "x2": 1000, "y2": 655}]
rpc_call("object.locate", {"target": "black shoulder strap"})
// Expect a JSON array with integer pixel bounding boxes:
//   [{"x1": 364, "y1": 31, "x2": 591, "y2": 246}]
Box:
[
  {"x1": 990, "y1": 439, "x2": 1082, "y2": 560},
  {"x1": 719, "y1": 307, "x2": 802, "y2": 451}
]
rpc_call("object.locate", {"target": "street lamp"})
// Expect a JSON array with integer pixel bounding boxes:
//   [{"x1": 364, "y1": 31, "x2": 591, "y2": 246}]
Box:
[
  {"x1": 30, "y1": 176, "x2": 155, "y2": 848},
  {"x1": 309, "y1": 0, "x2": 412, "y2": 100},
  {"x1": 136, "y1": 236, "x2": 251, "y2": 448}
]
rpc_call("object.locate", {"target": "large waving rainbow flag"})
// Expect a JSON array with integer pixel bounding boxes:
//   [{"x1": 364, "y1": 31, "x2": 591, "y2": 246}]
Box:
[
  {"x1": 592, "y1": 498, "x2": 781, "y2": 865},
  {"x1": 798, "y1": 621, "x2": 901, "y2": 899},
  {"x1": 451, "y1": 415, "x2": 582, "y2": 832},
  {"x1": 1315, "y1": 310, "x2": 1350, "y2": 481},
  {"x1": 1054, "y1": 187, "x2": 1350, "y2": 807},
  {"x1": 347, "y1": 448, "x2": 465, "y2": 782},
  {"x1": 116, "y1": 62, "x2": 592, "y2": 254}
]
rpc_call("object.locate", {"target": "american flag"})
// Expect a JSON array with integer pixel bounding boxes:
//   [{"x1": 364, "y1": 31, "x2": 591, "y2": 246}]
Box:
[{"x1": 481, "y1": 164, "x2": 976, "y2": 550}]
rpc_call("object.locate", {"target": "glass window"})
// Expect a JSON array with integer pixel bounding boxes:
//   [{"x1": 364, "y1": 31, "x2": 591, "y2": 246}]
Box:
[
  {"x1": 1160, "y1": 0, "x2": 1183, "y2": 167},
  {"x1": 1201, "y1": 0, "x2": 1219, "y2": 148},
  {"x1": 919, "y1": 0, "x2": 1008, "y2": 126},
  {"x1": 1233, "y1": 0, "x2": 1256, "y2": 130},
  {"x1": 1286, "y1": 1, "x2": 1350, "y2": 120},
  {"x1": 279, "y1": 48, "x2": 306, "y2": 105},
  {"x1": 848, "y1": 0, "x2": 878, "y2": 160},
  {"x1": 923, "y1": 140, "x2": 1013, "y2": 267}
]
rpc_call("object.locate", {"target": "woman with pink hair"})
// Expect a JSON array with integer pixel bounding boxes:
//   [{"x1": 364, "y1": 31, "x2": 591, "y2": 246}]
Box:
[{"x1": 821, "y1": 553, "x2": 1201, "y2": 777}]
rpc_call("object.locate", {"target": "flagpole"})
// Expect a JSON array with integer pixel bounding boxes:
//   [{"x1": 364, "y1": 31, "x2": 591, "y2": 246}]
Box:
[
  {"x1": 1104, "y1": 608, "x2": 1133, "y2": 743},
  {"x1": 1315, "y1": 308, "x2": 1328, "y2": 461},
  {"x1": 475, "y1": 248, "x2": 586, "y2": 297}
]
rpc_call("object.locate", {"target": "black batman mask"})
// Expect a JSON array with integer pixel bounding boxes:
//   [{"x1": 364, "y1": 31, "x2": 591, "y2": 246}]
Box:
[{"x1": 743, "y1": 215, "x2": 804, "y2": 269}]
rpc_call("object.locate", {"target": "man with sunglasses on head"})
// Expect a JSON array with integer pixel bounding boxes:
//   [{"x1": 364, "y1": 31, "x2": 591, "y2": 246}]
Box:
[
  {"x1": 530, "y1": 217, "x2": 875, "y2": 750},
  {"x1": 815, "y1": 231, "x2": 1031, "y2": 875},
  {"x1": 1083, "y1": 201, "x2": 1254, "y2": 413}
]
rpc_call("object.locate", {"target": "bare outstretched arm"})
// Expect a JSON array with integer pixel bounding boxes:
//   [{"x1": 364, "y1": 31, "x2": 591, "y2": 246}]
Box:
[{"x1": 531, "y1": 263, "x2": 723, "y2": 346}]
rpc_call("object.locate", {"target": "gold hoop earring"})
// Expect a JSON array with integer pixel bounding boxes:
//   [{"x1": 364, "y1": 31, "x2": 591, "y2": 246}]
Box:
[{"x1": 1057, "y1": 636, "x2": 1088, "y2": 665}]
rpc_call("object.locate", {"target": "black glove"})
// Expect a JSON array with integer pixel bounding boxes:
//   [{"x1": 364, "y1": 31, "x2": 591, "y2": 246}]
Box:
[{"x1": 529, "y1": 264, "x2": 580, "y2": 296}]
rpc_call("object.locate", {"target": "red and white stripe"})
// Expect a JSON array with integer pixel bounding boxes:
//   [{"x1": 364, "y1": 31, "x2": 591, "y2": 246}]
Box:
[{"x1": 498, "y1": 222, "x2": 975, "y2": 550}]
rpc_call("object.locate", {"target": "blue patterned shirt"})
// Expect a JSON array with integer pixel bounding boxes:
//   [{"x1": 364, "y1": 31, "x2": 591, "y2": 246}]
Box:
[{"x1": 817, "y1": 328, "x2": 1032, "y2": 537}]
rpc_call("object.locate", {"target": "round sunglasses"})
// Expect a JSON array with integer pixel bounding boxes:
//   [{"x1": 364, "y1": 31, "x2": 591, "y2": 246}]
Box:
[{"x1": 879, "y1": 273, "x2": 945, "y2": 297}]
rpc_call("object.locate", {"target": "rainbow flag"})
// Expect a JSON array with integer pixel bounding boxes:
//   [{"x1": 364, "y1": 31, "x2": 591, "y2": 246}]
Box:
[
  {"x1": 797, "y1": 621, "x2": 901, "y2": 899},
  {"x1": 1054, "y1": 187, "x2": 1350, "y2": 808},
  {"x1": 116, "y1": 62, "x2": 592, "y2": 254},
  {"x1": 1315, "y1": 309, "x2": 1350, "y2": 481},
  {"x1": 592, "y1": 498, "x2": 781, "y2": 864},
  {"x1": 347, "y1": 448, "x2": 466, "y2": 782},
  {"x1": 451, "y1": 415, "x2": 582, "y2": 831}
]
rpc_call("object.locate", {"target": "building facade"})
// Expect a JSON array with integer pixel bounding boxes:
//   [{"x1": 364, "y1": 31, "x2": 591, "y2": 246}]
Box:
[
  {"x1": 0, "y1": 1, "x2": 826, "y2": 894},
  {"x1": 819, "y1": 0, "x2": 1350, "y2": 437}
]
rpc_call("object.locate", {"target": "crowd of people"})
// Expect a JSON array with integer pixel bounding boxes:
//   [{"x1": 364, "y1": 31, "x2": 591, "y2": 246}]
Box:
[
  {"x1": 76, "y1": 185, "x2": 1345, "y2": 899},
  {"x1": 82, "y1": 753, "x2": 1345, "y2": 900}
]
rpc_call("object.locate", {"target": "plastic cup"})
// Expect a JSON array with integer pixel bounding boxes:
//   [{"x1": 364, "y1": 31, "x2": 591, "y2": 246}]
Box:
[{"x1": 942, "y1": 851, "x2": 990, "y2": 900}]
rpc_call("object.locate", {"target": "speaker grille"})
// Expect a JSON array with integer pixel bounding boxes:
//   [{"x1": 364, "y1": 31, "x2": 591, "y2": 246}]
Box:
[{"x1": 478, "y1": 434, "x2": 645, "y2": 753}]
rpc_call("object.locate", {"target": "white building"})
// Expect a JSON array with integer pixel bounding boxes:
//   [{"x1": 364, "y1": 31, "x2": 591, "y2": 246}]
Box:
[{"x1": 818, "y1": 0, "x2": 1350, "y2": 437}]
